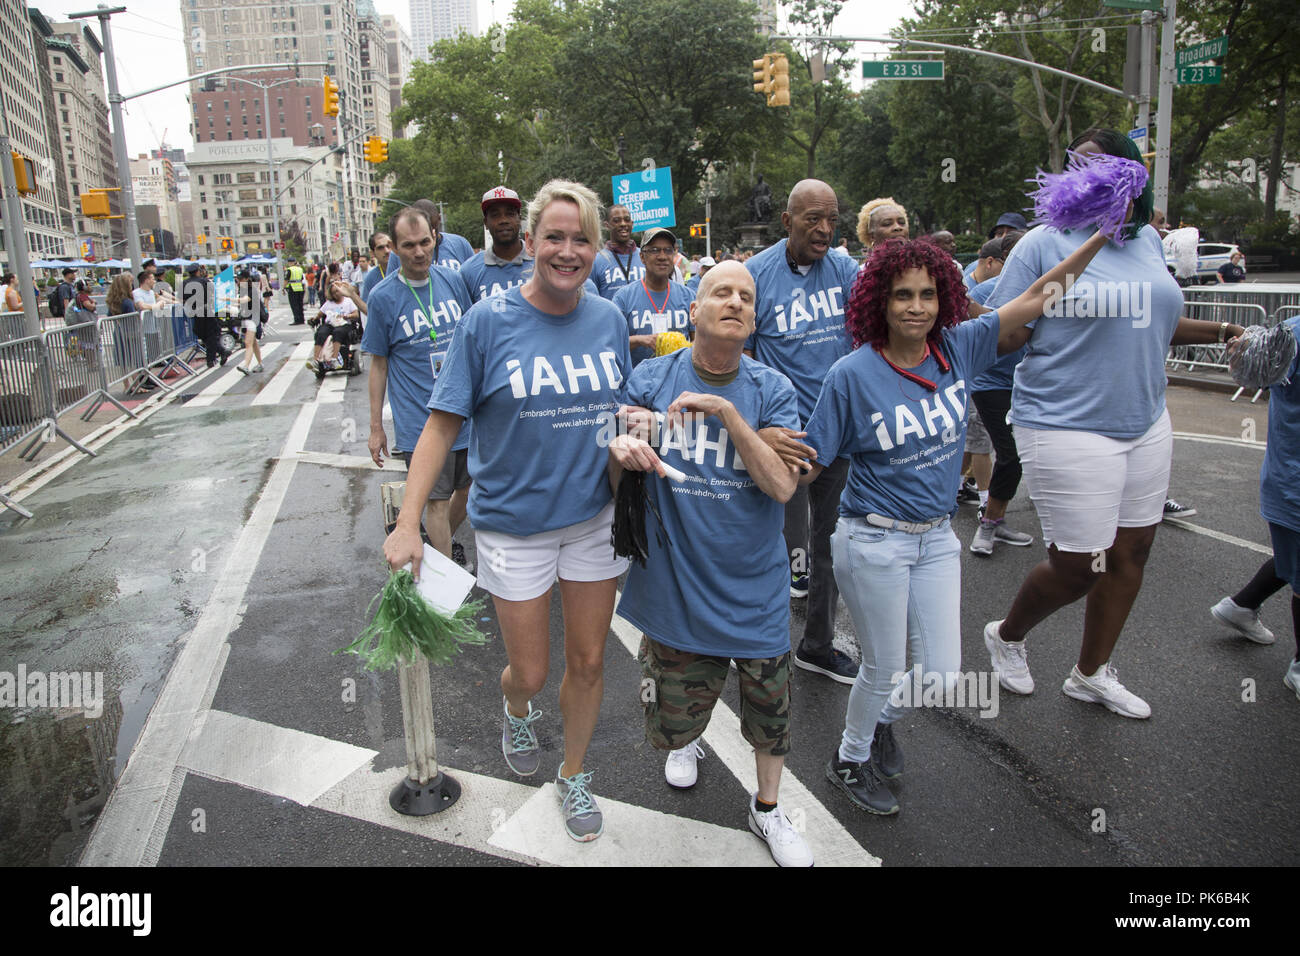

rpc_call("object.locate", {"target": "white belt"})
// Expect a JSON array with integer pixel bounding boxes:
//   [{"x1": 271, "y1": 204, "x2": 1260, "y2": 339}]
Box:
[{"x1": 864, "y1": 512, "x2": 948, "y2": 534}]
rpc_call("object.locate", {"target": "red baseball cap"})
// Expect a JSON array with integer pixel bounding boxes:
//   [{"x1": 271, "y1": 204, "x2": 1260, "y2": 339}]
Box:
[{"x1": 481, "y1": 186, "x2": 522, "y2": 212}]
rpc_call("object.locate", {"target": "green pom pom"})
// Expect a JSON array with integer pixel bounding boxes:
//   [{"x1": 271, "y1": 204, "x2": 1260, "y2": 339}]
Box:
[{"x1": 337, "y1": 568, "x2": 486, "y2": 670}]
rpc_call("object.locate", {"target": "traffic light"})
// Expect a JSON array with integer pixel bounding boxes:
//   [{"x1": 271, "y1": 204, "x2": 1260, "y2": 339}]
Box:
[
  {"x1": 363, "y1": 136, "x2": 389, "y2": 164},
  {"x1": 752, "y1": 53, "x2": 790, "y2": 107},
  {"x1": 323, "y1": 75, "x2": 340, "y2": 117},
  {"x1": 769, "y1": 54, "x2": 790, "y2": 107},
  {"x1": 690, "y1": 223, "x2": 707, "y2": 238},
  {"x1": 752, "y1": 54, "x2": 773, "y2": 96},
  {"x1": 80, "y1": 189, "x2": 114, "y2": 218},
  {"x1": 11, "y1": 152, "x2": 37, "y2": 195}
]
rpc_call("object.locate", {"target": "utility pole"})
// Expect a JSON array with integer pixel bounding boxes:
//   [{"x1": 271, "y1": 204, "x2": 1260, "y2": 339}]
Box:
[
  {"x1": 1152, "y1": 0, "x2": 1177, "y2": 213},
  {"x1": 0, "y1": 91, "x2": 41, "y2": 337},
  {"x1": 69, "y1": 6, "x2": 142, "y2": 277}
]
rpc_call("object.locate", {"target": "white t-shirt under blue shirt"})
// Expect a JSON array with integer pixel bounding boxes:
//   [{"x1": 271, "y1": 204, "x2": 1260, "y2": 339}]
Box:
[
  {"x1": 360, "y1": 267, "x2": 473, "y2": 454},
  {"x1": 987, "y1": 224, "x2": 1183, "y2": 440},
  {"x1": 745, "y1": 239, "x2": 860, "y2": 423},
  {"x1": 617, "y1": 350, "x2": 799, "y2": 659},
  {"x1": 428, "y1": 286, "x2": 632, "y2": 536},
  {"x1": 611, "y1": 280, "x2": 696, "y2": 366},
  {"x1": 803, "y1": 313, "x2": 1001, "y2": 522}
]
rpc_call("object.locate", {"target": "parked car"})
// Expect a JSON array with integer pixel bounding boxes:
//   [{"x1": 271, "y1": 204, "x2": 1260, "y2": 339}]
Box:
[{"x1": 1164, "y1": 241, "x2": 1244, "y2": 284}]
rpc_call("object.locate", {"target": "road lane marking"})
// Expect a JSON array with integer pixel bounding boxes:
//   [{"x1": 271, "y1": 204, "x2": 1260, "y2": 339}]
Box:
[
  {"x1": 251, "y1": 340, "x2": 315, "y2": 406},
  {"x1": 608, "y1": 605, "x2": 880, "y2": 866},
  {"x1": 79, "y1": 398, "x2": 317, "y2": 866},
  {"x1": 1172, "y1": 431, "x2": 1266, "y2": 449},
  {"x1": 187, "y1": 341, "x2": 283, "y2": 407},
  {"x1": 288, "y1": 450, "x2": 406, "y2": 471},
  {"x1": 1162, "y1": 518, "x2": 1272, "y2": 555}
]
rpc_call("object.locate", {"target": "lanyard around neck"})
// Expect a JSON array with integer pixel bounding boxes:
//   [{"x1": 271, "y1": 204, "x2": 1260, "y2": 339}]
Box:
[
  {"x1": 877, "y1": 341, "x2": 950, "y2": 391},
  {"x1": 400, "y1": 274, "x2": 435, "y2": 330},
  {"x1": 641, "y1": 280, "x2": 668, "y2": 313}
]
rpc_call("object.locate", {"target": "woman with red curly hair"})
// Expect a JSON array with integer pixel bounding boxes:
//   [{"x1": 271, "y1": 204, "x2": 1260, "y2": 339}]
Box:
[{"x1": 800, "y1": 233, "x2": 1110, "y2": 816}]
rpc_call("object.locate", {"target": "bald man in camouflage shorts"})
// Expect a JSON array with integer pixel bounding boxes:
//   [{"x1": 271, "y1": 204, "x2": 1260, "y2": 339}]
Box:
[{"x1": 610, "y1": 261, "x2": 813, "y2": 867}]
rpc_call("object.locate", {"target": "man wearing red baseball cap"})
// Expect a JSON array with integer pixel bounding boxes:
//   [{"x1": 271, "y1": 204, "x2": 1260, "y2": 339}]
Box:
[{"x1": 460, "y1": 186, "x2": 530, "y2": 303}]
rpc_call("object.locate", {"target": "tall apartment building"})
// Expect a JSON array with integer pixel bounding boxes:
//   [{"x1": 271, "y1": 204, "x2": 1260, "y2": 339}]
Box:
[
  {"x1": 381, "y1": 14, "x2": 413, "y2": 139},
  {"x1": 181, "y1": 0, "x2": 375, "y2": 250},
  {"x1": 48, "y1": 20, "x2": 120, "y2": 258},
  {"x1": 1, "y1": 7, "x2": 73, "y2": 264},
  {"x1": 409, "y1": 0, "x2": 477, "y2": 62},
  {"x1": 358, "y1": 1, "x2": 391, "y2": 222}
]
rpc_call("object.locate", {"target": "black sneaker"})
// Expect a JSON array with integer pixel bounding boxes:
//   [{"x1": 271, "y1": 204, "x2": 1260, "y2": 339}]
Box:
[
  {"x1": 872, "y1": 722, "x2": 903, "y2": 779},
  {"x1": 1163, "y1": 498, "x2": 1196, "y2": 519},
  {"x1": 790, "y1": 570, "x2": 809, "y2": 599},
  {"x1": 794, "y1": 646, "x2": 857, "y2": 684},
  {"x1": 957, "y1": 478, "x2": 980, "y2": 505},
  {"x1": 451, "y1": 541, "x2": 474, "y2": 573},
  {"x1": 827, "y1": 752, "x2": 899, "y2": 815}
]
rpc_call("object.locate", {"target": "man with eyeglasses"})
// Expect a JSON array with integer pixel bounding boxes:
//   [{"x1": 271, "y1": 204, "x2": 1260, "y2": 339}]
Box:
[{"x1": 612, "y1": 227, "x2": 695, "y2": 367}]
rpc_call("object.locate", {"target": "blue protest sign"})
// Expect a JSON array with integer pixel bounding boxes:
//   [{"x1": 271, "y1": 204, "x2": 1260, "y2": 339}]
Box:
[
  {"x1": 213, "y1": 265, "x2": 238, "y2": 315},
  {"x1": 611, "y1": 165, "x2": 676, "y2": 232}
]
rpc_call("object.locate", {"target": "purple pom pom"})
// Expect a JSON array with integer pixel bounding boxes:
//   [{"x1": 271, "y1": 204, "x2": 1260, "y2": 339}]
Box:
[{"x1": 1027, "y1": 151, "x2": 1149, "y2": 246}]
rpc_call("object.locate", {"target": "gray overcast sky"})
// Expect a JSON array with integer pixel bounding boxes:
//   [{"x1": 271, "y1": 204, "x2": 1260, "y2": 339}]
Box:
[{"x1": 31, "y1": 0, "x2": 918, "y2": 157}]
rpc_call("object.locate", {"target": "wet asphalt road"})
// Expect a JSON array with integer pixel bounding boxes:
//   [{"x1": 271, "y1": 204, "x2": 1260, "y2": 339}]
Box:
[{"x1": 1, "y1": 314, "x2": 1296, "y2": 867}]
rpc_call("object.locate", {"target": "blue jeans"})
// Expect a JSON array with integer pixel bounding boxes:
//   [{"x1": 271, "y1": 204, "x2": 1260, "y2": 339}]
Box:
[{"x1": 831, "y1": 515, "x2": 963, "y2": 763}]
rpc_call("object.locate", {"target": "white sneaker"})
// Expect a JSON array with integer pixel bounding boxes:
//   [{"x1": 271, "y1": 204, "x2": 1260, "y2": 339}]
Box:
[
  {"x1": 1210, "y1": 597, "x2": 1275, "y2": 645},
  {"x1": 664, "y1": 741, "x2": 705, "y2": 789},
  {"x1": 984, "y1": 620, "x2": 1034, "y2": 694},
  {"x1": 1062, "y1": 663, "x2": 1151, "y2": 719},
  {"x1": 747, "y1": 795, "x2": 813, "y2": 867},
  {"x1": 1284, "y1": 660, "x2": 1300, "y2": 702}
]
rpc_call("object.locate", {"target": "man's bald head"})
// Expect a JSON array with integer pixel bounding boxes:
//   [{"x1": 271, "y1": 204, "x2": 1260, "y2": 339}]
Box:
[
  {"x1": 695, "y1": 259, "x2": 753, "y2": 301},
  {"x1": 783, "y1": 179, "x2": 840, "y2": 265}
]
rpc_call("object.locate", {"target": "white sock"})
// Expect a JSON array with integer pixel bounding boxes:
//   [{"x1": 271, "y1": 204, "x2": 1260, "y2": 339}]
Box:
[{"x1": 979, "y1": 490, "x2": 989, "y2": 507}]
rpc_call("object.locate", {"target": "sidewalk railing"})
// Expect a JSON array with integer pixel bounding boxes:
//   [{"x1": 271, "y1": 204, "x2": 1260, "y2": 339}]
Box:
[
  {"x1": 2, "y1": 308, "x2": 209, "y2": 516},
  {"x1": 1166, "y1": 302, "x2": 1268, "y2": 375}
]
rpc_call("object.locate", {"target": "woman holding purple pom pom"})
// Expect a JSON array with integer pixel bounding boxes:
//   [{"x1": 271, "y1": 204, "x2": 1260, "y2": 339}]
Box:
[{"x1": 982, "y1": 128, "x2": 1247, "y2": 719}]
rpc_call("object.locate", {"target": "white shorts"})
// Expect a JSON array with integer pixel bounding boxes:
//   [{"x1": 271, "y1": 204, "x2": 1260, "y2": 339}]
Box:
[
  {"x1": 1015, "y1": 409, "x2": 1172, "y2": 553},
  {"x1": 474, "y1": 501, "x2": 629, "y2": 602},
  {"x1": 241, "y1": 319, "x2": 258, "y2": 333}
]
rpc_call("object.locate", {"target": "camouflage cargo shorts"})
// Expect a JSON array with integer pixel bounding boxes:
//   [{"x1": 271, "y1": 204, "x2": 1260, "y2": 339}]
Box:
[{"x1": 637, "y1": 636, "x2": 791, "y2": 756}]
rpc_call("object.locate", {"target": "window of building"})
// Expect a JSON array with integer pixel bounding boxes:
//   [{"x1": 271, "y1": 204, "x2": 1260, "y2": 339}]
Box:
[
  {"x1": 202, "y1": 209, "x2": 209, "y2": 219},
  {"x1": 226, "y1": 132, "x2": 233, "y2": 140},
  {"x1": 55, "y1": 72, "x2": 64, "y2": 82},
  {"x1": 237, "y1": 172, "x2": 255, "y2": 184},
  {"x1": 59, "y1": 93, "x2": 66, "y2": 105},
  {"x1": 53, "y1": 56, "x2": 61, "y2": 65},
  {"x1": 198, "y1": 175, "x2": 204, "y2": 185}
]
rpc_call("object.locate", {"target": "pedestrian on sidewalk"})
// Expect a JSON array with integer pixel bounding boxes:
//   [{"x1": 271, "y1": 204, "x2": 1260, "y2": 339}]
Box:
[
  {"x1": 235, "y1": 268, "x2": 265, "y2": 375},
  {"x1": 612, "y1": 261, "x2": 813, "y2": 866},
  {"x1": 383, "y1": 180, "x2": 632, "y2": 844}
]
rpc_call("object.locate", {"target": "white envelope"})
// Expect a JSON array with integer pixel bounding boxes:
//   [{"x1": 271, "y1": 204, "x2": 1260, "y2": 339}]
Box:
[{"x1": 404, "y1": 543, "x2": 477, "y2": 615}]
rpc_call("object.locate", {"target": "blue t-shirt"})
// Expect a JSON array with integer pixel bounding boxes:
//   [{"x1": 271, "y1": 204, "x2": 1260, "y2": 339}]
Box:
[
  {"x1": 428, "y1": 285, "x2": 631, "y2": 535},
  {"x1": 745, "y1": 239, "x2": 860, "y2": 422},
  {"x1": 617, "y1": 350, "x2": 799, "y2": 658},
  {"x1": 962, "y1": 259, "x2": 979, "y2": 289},
  {"x1": 1261, "y1": 316, "x2": 1300, "y2": 533},
  {"x1": 385, "y1": 232, "x2": 475, "y2": 276},
  {"x1": 360, "y1": 262, "x2": 391, "y2": 302},
  {"x1": 361, "y1": 268, "x2": 473, "y2": 453},
  {"x1": 804, "y1": 313, "x2": 1001, "y2": 522},
  {"x1": 460, "y1": 249, "x2": 531, "y2": 303},
  {"x1": 611, "y1": 280, "x2": 696, "y2": 366},
  {"x1": 592, "y1": 247, "x2": 646, "y2": 299},
  {"x1": 987, "y1": 224, "x2": 1183, "y2": 439},
  {"x1": 968, "y1": 274, "x2": 1025, "y2": 392},
  {"x1": 685, "y1": 274, "x2": 701, "y2": 294}
]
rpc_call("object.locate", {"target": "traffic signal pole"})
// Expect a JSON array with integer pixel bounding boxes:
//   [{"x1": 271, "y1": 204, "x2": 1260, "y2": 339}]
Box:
[{"x1": 0, "y1": 85, "x2": 41, "y2": 336}]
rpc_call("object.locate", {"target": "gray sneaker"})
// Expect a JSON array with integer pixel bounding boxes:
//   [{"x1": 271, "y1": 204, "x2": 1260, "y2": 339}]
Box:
[
  {"x1": 501, "y1": 698, "x2": 542, "y2": 776},
  {"x1": 555, "y1": 769, "x2": 604, "y2": 842},
  {"x1": 970, "y1": 520, "x2": 996, "y2": 555},
  {"x1": 872, "y1": 721, "x2": 903, "y2": 779},
  {"x1": 993, "y1": 521, "x2": 1033, "y2": 546}
]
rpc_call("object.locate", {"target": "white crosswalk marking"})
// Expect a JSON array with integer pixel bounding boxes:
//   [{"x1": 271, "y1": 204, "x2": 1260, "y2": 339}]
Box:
[
  {"x1": 251, "y1": 340, "x2": 316, "y2": 406},
  {"x1": 187, "y1": 341, "x2": 282, "y2": 407}
]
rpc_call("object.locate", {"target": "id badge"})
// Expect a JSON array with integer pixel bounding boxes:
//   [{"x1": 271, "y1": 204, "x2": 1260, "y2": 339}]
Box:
[
  {"x1": 430, "y1": 349, "x2": 448, "y2": 380},
  {"x1": 649, "y1": 312, "x2": 670, "y2": 334}
]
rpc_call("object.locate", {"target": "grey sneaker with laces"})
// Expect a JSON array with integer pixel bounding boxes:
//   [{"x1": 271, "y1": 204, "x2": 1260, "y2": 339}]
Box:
[
  {"x1": 501, "y1": 697, "x2": 542, "y2": 776},
  {"x1": 555, "y1": 768, "x2": 604, "y2": 842}
]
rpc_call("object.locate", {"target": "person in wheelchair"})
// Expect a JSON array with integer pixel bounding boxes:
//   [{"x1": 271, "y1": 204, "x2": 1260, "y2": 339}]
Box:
[{"x1": 310, "y1": 279, "x2": 366, "y2": 371}]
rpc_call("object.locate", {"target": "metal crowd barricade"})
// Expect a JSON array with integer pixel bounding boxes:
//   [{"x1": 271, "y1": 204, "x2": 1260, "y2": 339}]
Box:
[
  {"x1": 41, "y1": 319, "x2": 133, "y2": 425},
  {"x1": 0, "y1": 333, "x2": 53, "y2": 515},
  {"x1": 1184, "y1": 283, "x2": 1300, "y2": 328},
  {"x1": 1, "y1": 311, "x2": 28, "y2": 343},
  {"x1": 96, "y1": 311, "x2": 167, "y2": 397},
  {"x1": 143, "y1": 303, "x2": 197, "y2": 382}
]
